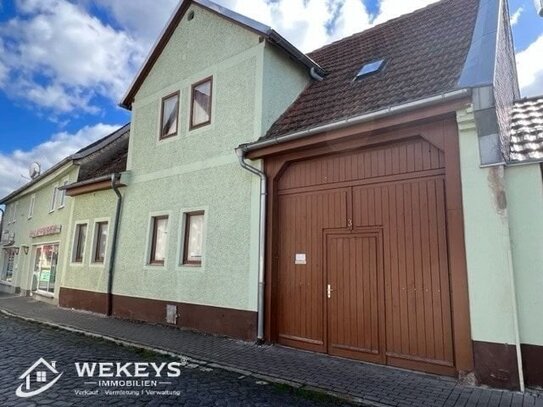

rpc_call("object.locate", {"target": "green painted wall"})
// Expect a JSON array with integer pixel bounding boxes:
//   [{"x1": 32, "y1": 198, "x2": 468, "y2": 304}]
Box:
[
  {"x1": 61, "y1": 188, "x2": 121, "y2": 294},
  {"x1": 457, "y1": 107, "x2": 518, "y2": 345},
  {"x1": 458, "y1": 106, "x2": 543, "y2": 349},
  {"x1": 261, "y1": 44, "x2": 309, "y2": 136},
  {"x1": 112, "y1": 3, "x2": 309, "y2": 313},
  {"x1": 0, "y1": 164, "x2": 79, "y2": 302},
  {"x1": 506, "y1": 164, "x2": 543, "y2": 346}
]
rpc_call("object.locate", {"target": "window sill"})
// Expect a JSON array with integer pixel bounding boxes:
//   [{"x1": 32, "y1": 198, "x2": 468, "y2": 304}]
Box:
[
  {"x1": 176, "y1": 265, "x2": 206, "y2": 273},
  {"x1": 143, "y1": 264, "x2": 167, "y2": 271},
  {"x1": 0, "y1": 280, "x2": 14, "y2": 287},
  {"x1": 181, "y1": 263, "x2": 202, "y2": 267},
  {"x1": 89, "y1": 263, "x2": 105, "y2": 268},
  {"x1": 70, "y1": 262, "x2": 85, "y2": 268}
]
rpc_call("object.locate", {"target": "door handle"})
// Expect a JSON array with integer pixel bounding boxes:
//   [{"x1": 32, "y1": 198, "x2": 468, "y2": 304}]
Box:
[{"x1": 327, "y1": 284, "x2": 333, "y2": 299}]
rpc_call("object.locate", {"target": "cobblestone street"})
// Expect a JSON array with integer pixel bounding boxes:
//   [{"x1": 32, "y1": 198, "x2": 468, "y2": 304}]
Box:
[{"x1": 0, "y1": 316, "x2": 349, "y2": 406}]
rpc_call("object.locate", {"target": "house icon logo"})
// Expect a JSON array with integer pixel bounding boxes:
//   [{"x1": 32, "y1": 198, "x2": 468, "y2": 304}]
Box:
[{"x1": 16, "y1": 358, "x2": 63, "y2": 398}]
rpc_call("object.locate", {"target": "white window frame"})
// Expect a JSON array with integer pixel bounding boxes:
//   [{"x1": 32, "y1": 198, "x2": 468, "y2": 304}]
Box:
[
  {"x1": 11, "y1": 202, "x2": 18, "y2": 223},
  {"x1": 71, "y1": 221, "x2": 89, "y2": 266},
  {"x1": 49, "y1": 185, "x2": 58, "y2": 213},
  {"x1": 58, "y1": 179, "x2": 69, "y2": 209},
  {"x1": 177, "y1": 207, "x2": 208, "y2": 272},
  {"x1": 0, "y1": 247, "x2": 17, "y2": 284},
  {"x1": 157, "y1": 91, "x2": 180, "y2": 144},
  {"x1": 90, "y1": 218, "x2": 110, "y2": 267},
  {"x1": 4, "y1": 206, "x2": 10, "y2": 225},
  {"x1": 144, "y1": 211, "x2": 172, "y2": 270},
  {"x1": 28, "y1": 194, "x2": 36, "y2": 219}
]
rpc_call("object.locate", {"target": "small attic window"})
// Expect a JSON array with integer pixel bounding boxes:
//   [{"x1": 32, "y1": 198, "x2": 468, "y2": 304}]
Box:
[{"x1": 356, "y1": 59, "x2": 385, "y2": 79}]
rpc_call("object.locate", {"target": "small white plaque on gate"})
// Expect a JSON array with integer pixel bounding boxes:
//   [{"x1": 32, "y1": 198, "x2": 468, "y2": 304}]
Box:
[{"x1": 295, "y1": 254, "x2": 307, "y2": 265}]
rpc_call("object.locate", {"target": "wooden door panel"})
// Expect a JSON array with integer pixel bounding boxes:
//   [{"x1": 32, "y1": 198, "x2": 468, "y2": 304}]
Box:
[
  {"x1": 353, "y1": 177, "x2": 455, "y2": 374},
  {"x1": 276, "y1": 189, "x2": 348, "y2": 351},
  {"x1": 326, "y1": 232, "x2": 384, "y2": 363},
  {"x1": 273, "y1": 137, "x2": 458, "y2": 376}
]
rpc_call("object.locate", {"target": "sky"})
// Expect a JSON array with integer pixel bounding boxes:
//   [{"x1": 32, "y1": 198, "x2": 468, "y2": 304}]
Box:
[{"x1": 0, "y1": 0, "x2": 541, "y2": 198}]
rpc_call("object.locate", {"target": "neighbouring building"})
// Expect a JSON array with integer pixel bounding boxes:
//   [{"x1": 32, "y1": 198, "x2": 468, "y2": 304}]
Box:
[
  {"x1": 1, "y1": 0, "x2": 542, "y2": 393},
  {"x1": 0, "y1": 126, "x2": 129, "y2": 303},
  {"x1": 58, "y1": 124, "x2": 130, "y2": 314}
]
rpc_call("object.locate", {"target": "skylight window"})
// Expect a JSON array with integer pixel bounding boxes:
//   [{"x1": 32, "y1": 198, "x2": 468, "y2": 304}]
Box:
[{"x1": 356, "y1": 59, "x2": 385, "y2": 79}]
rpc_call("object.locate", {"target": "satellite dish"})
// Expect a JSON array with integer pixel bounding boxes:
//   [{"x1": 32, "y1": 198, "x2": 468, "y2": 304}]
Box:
[{"x1": 29, "y1": 162, "x2": 41, "y2": 179}]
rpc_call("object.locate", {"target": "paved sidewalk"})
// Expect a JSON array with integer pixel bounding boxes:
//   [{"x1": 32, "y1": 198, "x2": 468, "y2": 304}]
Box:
[{"x1": 0, "y1": 294, "x2": 541, "y2": 407}]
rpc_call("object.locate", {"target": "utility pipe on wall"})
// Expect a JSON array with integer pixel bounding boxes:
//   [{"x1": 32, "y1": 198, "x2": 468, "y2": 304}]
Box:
[
  {"x1": 235, "y1": 148, "x2": 267, "y2": 344},
  {"x1": 0, "y1": 207, "x2": 4, "y2": 243},
  {"x1": 106, "y1": 173, "x2": 123, "y2": 317}
]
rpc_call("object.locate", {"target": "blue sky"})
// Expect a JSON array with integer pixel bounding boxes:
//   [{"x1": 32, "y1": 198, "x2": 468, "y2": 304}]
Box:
[{"x1": 0, "y1": 0, "x2": 541, "y2": 197}]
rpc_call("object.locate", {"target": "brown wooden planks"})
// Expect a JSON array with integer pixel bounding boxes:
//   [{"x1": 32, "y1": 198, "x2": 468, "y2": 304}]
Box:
[{"x1": 273, "y1": 135, "x2": 457, "y2": 375}]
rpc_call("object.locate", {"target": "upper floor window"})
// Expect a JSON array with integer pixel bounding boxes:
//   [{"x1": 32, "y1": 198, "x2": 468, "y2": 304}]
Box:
[
  {"x1": 73, "y1": 223, "x2": 87, "y2": 263},
  {"x1": 149, "y1": 215, "x2": 169, "y2": 265},
  {"x1": 11, "y1": 202, "x2": 17, "y2": 223},
  {"x1": 49, "y1": 186, "x2": 57, "y2": 213},
  {"x1": 160, "y1": 92, "x2": 179, "y2": 139},
  {"x1": 190, "y1": 77, "x2": 212, "y2": 129},
  {"x1": 58, "y1": 180, "x2": 69, "y2": 208},
  {"x1": 28, "y1": 195, "x2": 36, "y2": 219}
]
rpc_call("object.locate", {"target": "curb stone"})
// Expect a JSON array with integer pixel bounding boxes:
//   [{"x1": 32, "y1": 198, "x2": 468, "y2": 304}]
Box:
[{"x1": 0, "y1": 308, "x2": 377, "y2": 406}]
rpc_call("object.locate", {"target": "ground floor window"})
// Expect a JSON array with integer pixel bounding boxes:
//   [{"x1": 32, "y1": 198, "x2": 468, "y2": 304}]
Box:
[
  {"x1": 182, "y1": 211, "x2": 205, "y2": 266},
  {"x1": 149, "y1": 216, "x2": 169, "y2": 265},
  {"x1": 1, "y1": 248, "x2": 17, "y2": 283},
  {"x1": 93, "y1": 221, "x2": 108, "y2": 264},
  {"x1": 33, "y1": 244, "x2": 59, "y2": 294}
]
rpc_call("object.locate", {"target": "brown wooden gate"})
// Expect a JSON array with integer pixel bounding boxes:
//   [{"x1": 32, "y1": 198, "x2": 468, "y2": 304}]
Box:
[{"x1": 274, "y1": 137, "x2": 457, "y2": 376}]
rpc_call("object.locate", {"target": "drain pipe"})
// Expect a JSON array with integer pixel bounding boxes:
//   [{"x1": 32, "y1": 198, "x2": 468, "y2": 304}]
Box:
[
  {"x1": 106, "y1": 173, "x2": 123, "y2": 317},
  {"x1": 235, "y1": 147, "x2": 267, "y2": 344}
]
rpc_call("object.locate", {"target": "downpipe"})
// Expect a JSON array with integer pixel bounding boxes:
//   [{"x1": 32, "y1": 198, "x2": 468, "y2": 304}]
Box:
[
  {"x1": 106, "y1": 174, "x2": 123, "y2": 317},
  {"x1": 0, "y1": 207, "x2": 4, "y2": 242},
  {"x1": 235, "y1": 147, "x2": 267, "y2": 344}
]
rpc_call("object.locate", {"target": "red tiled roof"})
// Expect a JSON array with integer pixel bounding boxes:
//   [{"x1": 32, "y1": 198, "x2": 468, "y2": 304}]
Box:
[
  {"x1": 265, "y1": 0, "x2": 480, "y2": 139},
  {"x1": 510, "y1": 96, "x2": 543, "y2": 163}
]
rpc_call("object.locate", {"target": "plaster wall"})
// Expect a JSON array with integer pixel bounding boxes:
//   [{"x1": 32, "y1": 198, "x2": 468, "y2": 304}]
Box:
[
  {"x1": 457, "y1": 107, "x2": 518, "y2": 344},
  {"x1": 506, "y1": 164, "x2": 543, "y2": 346},
  {"x1": 0, "y1": 164, "x2": 79, "y2": 302}
]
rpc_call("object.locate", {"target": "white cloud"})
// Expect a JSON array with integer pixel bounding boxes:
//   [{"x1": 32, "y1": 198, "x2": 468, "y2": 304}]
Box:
[
  {"x1": 205, "y1": 0, "x2": 373, "y2": 52},
  {"x1": 516, "y1": 34, "x2": 543, "y2": 97},
  {"x1": 90, "y1": 0, "x2": 178, "y2": 47},
  {"x1": 0, "y1": 0, "x2": 144, "y2": 115},
  {"x1": 98, "y1": 0, "x2": 438, "y2": 54},
  {"x1": 372, "y1": 0, "x2": 440, "y2": 25},
  {"x1": 0, "y1": 123, "x2": 121, "y2": 198},
  {"x1": 510, "y1": 7, "x2": 523, "y2": 26},
  {"x1": 0, "y1": 0, "x2": 446, "y2": 119}
]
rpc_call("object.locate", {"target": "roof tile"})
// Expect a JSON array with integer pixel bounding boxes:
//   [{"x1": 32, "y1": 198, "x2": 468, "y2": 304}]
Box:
[
  {"x1": 510, "y1": 97, "x2": 543, "y2": 163},
  {"x1": 264, "y1": 0, "x2": 479, "y2": 139}
]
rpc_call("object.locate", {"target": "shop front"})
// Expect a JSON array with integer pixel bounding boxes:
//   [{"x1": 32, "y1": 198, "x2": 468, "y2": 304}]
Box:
[{"x1": 31, "y1": 244, "x2": 59, "y2": 296}]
